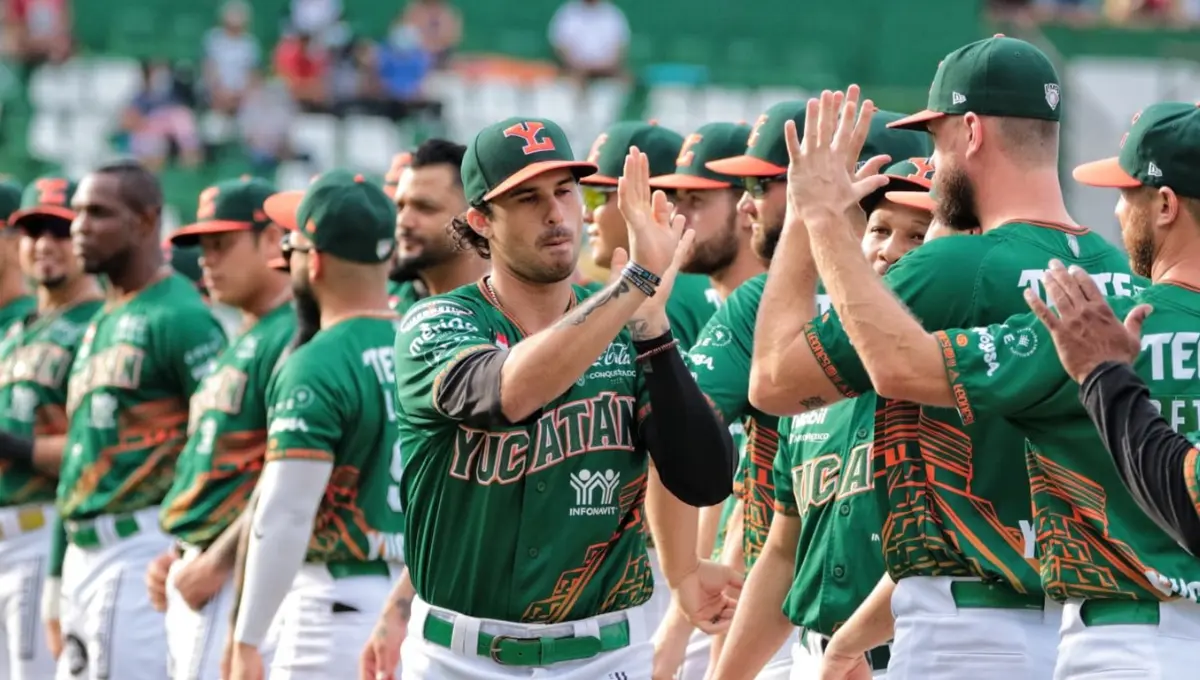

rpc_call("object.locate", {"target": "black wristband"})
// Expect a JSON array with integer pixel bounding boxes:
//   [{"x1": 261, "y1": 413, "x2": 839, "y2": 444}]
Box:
[
  {"x1": 0, "y1": 430, "x2": 34, "y2": 467},
  {"x1": 632, "y1": 330, "x2": 675, "y2": 354}
]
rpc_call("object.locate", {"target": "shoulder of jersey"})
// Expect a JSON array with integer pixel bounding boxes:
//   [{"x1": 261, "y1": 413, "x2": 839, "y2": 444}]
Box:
[
  {"x1": 397, "y1": 287, "x2": 484, "y2": 336},
  {"x1": 724, "y1": 273, "x2": 767, "y2": 307}
]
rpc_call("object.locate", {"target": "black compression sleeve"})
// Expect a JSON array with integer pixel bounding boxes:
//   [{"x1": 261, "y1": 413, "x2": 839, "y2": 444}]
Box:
[
  {"x1": 636, "y1": 331, "x2": 736, "y2": 507},
  {"x1": 1080, "y1": 361, "x2": 1200, "y2": 556},
  {"x1": 0, "y1": 430, "x2": 34, "y2": 467},
  {"x1": 436, "y1": 348, "x2": 540, "y2": 430}
]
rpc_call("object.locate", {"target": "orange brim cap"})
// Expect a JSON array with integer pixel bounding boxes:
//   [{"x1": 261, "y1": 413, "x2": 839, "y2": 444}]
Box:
[
  {"x1": 648, "y1": 174, "x2": 731, "y2": 190},
  {"x1": 10, "y1": 205, "x2": 76, "y2": 226},
  {"x1": 886, "y1": 110, "x2": 946, "y2": 130},
  {"x1": 268, "y1": 256, "x2": 289, "y2": 271},
  {"x1": 1071, "y1": 157, "x2": 1141, "y2": 188},
  {"x1": 885, "y1": 190, "x2": 936, "y2": 212},
  {"x1": 484, "y1": 161, "x2": 598, "y2": 202},
  {"x1": 579, "y1": 174, "x2": 619, "y2": 186},
  {"x1": 704, "y1": 155, "x2": 786, "y2": 177},
  {"x1": 167, "y1": 220, "x2": 254, "y2": 246},
  {"x1": 263, "y1": 190, "x2": 306, "y2": 231}
]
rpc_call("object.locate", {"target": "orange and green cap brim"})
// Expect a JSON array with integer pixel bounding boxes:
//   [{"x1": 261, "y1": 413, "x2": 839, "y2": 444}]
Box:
[
  {"x1": 648, "y1": 173, "x2": 731, "y2": 190},
  {"x1": 484, "y1": 160, "x2": 599, "y2": 200},
  {"x1": 579, "y1": 122, "x2": 685, "y2": 187},
  {"x1": 704, "y1": 155, "x2": 785, "y2": 177},
  {"x1": 263, "y1": 190, "x2": 306, "y2": 231},
  {"x1": 884, "y1": 190, "x2": 936, "y2": 212},
  {"x1": 1072, "y1": 157, "x2": 1140, "y2": 188}
]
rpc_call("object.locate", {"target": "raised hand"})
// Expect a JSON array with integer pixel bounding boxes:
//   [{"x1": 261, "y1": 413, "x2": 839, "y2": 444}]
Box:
[{"x1": 618, "y1": 147, "x2": 687, "y2": 280}]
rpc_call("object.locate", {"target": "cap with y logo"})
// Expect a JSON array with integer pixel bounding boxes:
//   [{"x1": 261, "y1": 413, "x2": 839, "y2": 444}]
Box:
[
  {"x1": 263, "y1": 169, "x2": 398, "y2": 264},
  {"x1": 10, "y1": 175, "x2": 78, "y2": 228},
  {"x1": 1072, "y1": 101, "x2": 1200, "y2": 199},
  {"x1": 862, "y1": 157, "x2": 936, "y2": 214},
  {"x1": 705, "y1": 100, "x2": 806, "y2": 177},
  {"x1": 888, "y1": 35, "x2": 1062, "y2": 131},
  {"x1": 0, "y1": 180, "x2": 22, "y2": 227},
  {"x1": 580, "y1": 121, "x2": 685, "y2": 185},
  {"x1": 649, "y1": 122, "x2": 753, "y2": 190},
  {"x1": 462, "y1": 117, "x2": 597, "y2": 205},
  {"x1": 167, "y1": 176, "x2": 278, "y2": 247}
]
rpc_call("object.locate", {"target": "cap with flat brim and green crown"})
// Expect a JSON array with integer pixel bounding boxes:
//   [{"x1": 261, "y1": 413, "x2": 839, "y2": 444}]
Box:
[
  {"x1": 886, "y1": 185, "x2": 938, "y2": 213},
  {"x1": 10, "y1": 176, "x2": 78, "y2": 229},
  {"x1": 264, "y1": 169, "x2": 398, "y2": 264},
  {"x1": 1073, "y1": 101, "x2": 1200, "y2": 199},
  {"x1": 462, "y1": 117, "x2": 597, "y2": 205},
  {"x1": 649, "y1": 122, "x2": 753, "y2": 190},
  {"x1": 0, "y1": 180, "x2": 25, "y2": 228},
  {"x1": 706, "y1": 100, "x2": 806, "y2": 177},
  {"x1": 580, "y1": 121, "x2": 685, "y2": 186},
  {"x1": 861, "y1": 157, "x2": 936, "y2": 214},
  {"x1": 862, "y1": 111, "x2": 934, "y2": 165},
  {"x1": 167, "y1": 176, "x2": 278, "y2": 248},
  {"x1": 888, "y1": 35, "x2": 1062, "y2": 131}
]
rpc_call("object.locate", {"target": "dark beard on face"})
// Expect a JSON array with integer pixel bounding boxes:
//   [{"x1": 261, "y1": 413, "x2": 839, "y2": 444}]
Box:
[
  {"x1": 934, "y1": 167, "x2": 981, "y2": 232},
  {"x1": 83, "y1": 246, "x2": 133, "y2": 277},
  {"x1": 683, "y1": 216, "x2": 739, "y2": 275},
  {"x1": 290, "y1": 285, "x2": 322, "y2": 349},
  {"x1": 1128, "y1": 222, "x2": 1156, "y2": 279},
  {"x1": 752, "y1": 223, "x2": 782, "y2": 261}
]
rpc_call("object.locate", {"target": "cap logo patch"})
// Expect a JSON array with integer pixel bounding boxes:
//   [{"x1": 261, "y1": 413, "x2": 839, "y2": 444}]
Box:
[
  {"x1": 503, "y1": 122, "x2": 556, "y2": 155},
  {"x1": 586, "y1": 133, "x2": 608, "y2": 164},
  {"x1": 905, "y1": 157, "x2": 936, "y2": 181},
  {"x1": 676, "y1": 133, "x2": 703, "y2": 167},
  {"x1": 1147, "y1": 162, "x2": 1162, "y2": 178},
  {"x1": 952, "y1": 92, "x2": 967, "y2": 105},
  {"x1": 1119, "y1": 132, "x2": 1129, "y2": 149},
  {"x1": 196, "y1": 186, "x2": 220, "y2": 220},
  {"x1": 747, "y1": 114, "x2": 769, "y2": 149},
  {"x1": 376, "y1": 238, "x2": 394, "y2": 260},
  {"x1": 34, "y1": 177, "x2": 69, "y2": 207},
  {"x1": 1044, "y1": 84, "x2": 1060, "y2": 111}
]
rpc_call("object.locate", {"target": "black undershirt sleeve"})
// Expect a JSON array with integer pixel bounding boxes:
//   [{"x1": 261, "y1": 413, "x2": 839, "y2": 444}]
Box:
[
  {"x1": 434, "y1": 348, "x2": 529, "y2": 430},
  {"x1": 636, "y1": 331, "x2": 736, "y2": 508},
  {"x1": 0, "y1": 430, "x2": 34, "y2": 468},
  {"x1": 1079, "y1": 361, "x2": 1200, "y2": 556}
]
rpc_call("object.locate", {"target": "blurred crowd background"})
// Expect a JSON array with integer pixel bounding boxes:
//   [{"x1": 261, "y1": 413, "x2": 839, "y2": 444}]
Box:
[{"x1": 0, "y1": 0, "x2": 1196, "y2": 246}]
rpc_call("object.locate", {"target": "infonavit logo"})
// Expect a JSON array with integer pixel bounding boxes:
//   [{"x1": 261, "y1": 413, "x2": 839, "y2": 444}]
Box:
[{"x1": 568, "y1": 469, "x2": 621, "y2": 517}]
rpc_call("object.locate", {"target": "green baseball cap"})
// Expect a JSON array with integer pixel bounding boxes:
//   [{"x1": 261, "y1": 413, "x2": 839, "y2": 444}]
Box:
[
  {"x1": 263, "y1": 169, "x2": 398, "y2": 264},
  {"x1": 649, "y1": 122, "x2": 753, "y2": 190},
  {"x1": 462, "y1": 117, "x2": 596, "y2": 204},
  {"x1": 167, "y1": 176, "x2": 278, "y2": 247},
  {"x1": 862, "y1": 157, "x2": 936, "y2": 214},
  {"x1": 889, "y1": 35, "x2": 1062, "y2": 131},
  {"x1": 0, "y1": 180, "x2": 22, "y2": 227},
  {"x1": 707, "y1": 100, "x2": 806, "y2": 177},
  {"x1": 1073, "y1": 101, "x2": 1200, "y2": 199},
  {"x1": 580, "y1": 121, "x2": 685, "y2": 186},
  {"x1": 862, "y1": 111, "x2": 934, "y2": 166},
  {"x1": 10, "y1": 175, "x2": 78, "y2": 228}
]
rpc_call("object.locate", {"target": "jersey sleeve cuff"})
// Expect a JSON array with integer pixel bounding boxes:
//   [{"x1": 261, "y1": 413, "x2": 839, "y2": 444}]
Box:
[
  {"x1": 933, "y1": 331, "x2": 978, "y2": 427},
  {"x1": 803, "y1": 322, "x2": 860, "y2": 399},
  {"x1": 773, "y1": 499, "x2": 799, "y2": 516},
  {"x1": 265, "y1": 448, "x2": 335, "y2": 463}
]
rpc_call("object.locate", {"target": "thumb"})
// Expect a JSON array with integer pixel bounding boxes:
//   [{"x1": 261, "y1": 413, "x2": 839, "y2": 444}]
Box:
[
  {"x1": 851, "y1": 174, "x2": 890, "y2": 202},
  {"x1": 1124, "y1": 304, "x2": 1153, "y2": 336}
]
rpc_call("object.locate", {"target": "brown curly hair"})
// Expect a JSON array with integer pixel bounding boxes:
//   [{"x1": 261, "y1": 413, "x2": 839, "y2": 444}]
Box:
[{"x1": 448, "y1": 202, "x2": 492, "y2": 259}]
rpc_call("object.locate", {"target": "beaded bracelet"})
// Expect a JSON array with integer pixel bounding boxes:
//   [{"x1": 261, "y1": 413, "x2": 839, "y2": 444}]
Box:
[
  {"x1": 624, "y1": 261, "x2": 663, "y2": 287},
  {"x1": 636, "y1": 339, "x2": 679, "y2": 362},
  {"x1": 621, "y1": 265, "x2": 658, "y2": 297}
]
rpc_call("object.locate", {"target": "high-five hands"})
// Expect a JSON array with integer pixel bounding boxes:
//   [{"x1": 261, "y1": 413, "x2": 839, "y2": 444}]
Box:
[{"x1": 617, "y1": 147, "x2": 689, "y2": 282}]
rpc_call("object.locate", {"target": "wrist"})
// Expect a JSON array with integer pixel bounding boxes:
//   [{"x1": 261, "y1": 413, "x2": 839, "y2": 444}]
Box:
[{"x1": 665, "y1": 557, "x2": 701, "y2": 589}]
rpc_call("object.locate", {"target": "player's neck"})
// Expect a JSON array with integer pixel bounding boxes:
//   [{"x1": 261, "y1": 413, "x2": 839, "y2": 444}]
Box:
[
  {"x1": 106, "y1": 248, "x2": 168, "y2": 300},
  {"x1": 421, "y1": 254, "x2": 489, "y2": 296},
  {"x1": 976, "y1": 166, "x2": 1076, "y2": 232},
  {"x1": 708, "y1": 247, "x2": 766, "y2": 300},
  {"x1": 0, "y1": 269, "x2": 28, "y2": 308},
  {"x1": 1151, "y1": 236, "x2": 1200, "y2": 288},
  {"x1": 39, "y1": 276, "x2": 102, "y2": 312},
  {"x1": 318, "y1": 280, "x2": 394, "y2": 329},
  {"x1": 486, "y1": 265, "x2": 575, "y2": 335},
  {"x1": 239, "y1": 273, "x2": 293, "y2": 325}
]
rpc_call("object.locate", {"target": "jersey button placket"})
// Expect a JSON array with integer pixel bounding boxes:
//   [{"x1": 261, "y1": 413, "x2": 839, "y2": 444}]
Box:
[
  {"x1": 833, "y1": 565, "x2": 845, "y2": 579},
  {"x1": 839, "y1": 503, "x2": 851, "y2": 516},
  {"x1": 536, "y1": 481, "x2": 547, "y2": 492},
  {"x1": 528, "y1": 547, "x2": 539, "y2": 558}
]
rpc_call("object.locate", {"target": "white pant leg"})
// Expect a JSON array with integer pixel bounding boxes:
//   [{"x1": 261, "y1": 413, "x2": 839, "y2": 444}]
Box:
[
  {"x1": 0, "y1": 514, "x2": 56, "y2": 680},
  {"x1": 55, "y1": 525, "x2": 172, "y2": 680},
  {"x1": 675, "y1": 628, "x2": 710, "y2": 680},
  {"x1": 1054, "y1": 598, "x2": 1200, "y2": 680},
  {"x1": 886, "y1": 577, "x2": 1058, "y2": 680},
  {"x1": 268, "y1": 565, "x2": 396, "y2": 680},
  {"x1": 164, "y1": 548, "x2": 237, "y2": 680}
]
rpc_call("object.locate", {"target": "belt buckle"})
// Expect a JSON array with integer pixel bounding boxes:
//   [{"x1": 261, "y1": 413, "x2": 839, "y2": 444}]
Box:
[{"x1": 488, "y1": 634, "x2": 530, "y2": 665}]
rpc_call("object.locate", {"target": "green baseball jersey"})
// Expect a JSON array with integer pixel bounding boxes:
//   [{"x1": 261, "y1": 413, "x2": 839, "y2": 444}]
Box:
[
  {"x1": 775, "y1": 395, "x2": 885, "y2": 635},
  {"x1": 667, "y1": 273, "x2": 720, "y2": 350},
  {"x1": 58, "y1": 274, "x2": 227, "y2": 521},
  {"x1": 265, "y1": 314, "x2": 405, "y2": 563},
  {"x1": 711, "y1": 423, "x2": 746, "y2": 560},
  {"x1": 0, "y1": 300, "x2": 102, "y2": 507},
  {"x1": 0, "y1": 295, "x2": 35, "y2": 337},
  {"x1": 687, "y1": 274, "x2": 780, "y2": 570},
  {"x1": 939, "y1": 282, "x2": 1200, "y2": 601},
  {"x1": 388, "y1": 279, "x2": 427, "y2": 316},
  {"x1": 395, "y1": 282, "x2": 653, "y2": 623},
  {"x1": 159, "y1": 302, "x2": 296, "y2": 547},
  {"x1": 805, "y1": 221, "x2": 1137, "y2": 594}
]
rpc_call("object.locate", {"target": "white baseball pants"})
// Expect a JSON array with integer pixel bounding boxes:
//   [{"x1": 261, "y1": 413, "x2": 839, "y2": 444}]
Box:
[{"x1": 0, "y1": 504, "x2": 56, "y2": 680}]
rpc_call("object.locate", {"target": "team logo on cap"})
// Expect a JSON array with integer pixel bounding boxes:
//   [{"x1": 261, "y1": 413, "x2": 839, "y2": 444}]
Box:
[
  {"x1": 586, "y1": 133, "x2": 609, "y2": 164},
  {"x1": 196, "y1": 186, "x2": 219, "y2": 219},
  {"x1": 747, "y1": 114, "x2": 769, "y2": 149},
  {"x1": 1044, "y1": 84, "x2": 1060, "y2": 111},
  {"x1": 34, "y1": 177, "x2": 70, "y2": 206},
  {"x1": 503, "y1": 122, "x2": 556, "y2": 155},
  {"x1": 676, "y1": 134, "x2": 703, "y2": 167}
]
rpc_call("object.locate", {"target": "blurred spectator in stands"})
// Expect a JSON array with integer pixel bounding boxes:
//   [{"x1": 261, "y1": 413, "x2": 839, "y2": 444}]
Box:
[
  {"x1": 327, "y1": 35, "x2": 377, "y2": 112},
  {"x1": 2, "y1": 0, "x2": 71, "y2": 67},
  {"x1": 238, "y1": 71, "x2": 298, "y2": 174},
  {"x1": 376, "y1": 24, "x2": 433, "y2": 105},
  {"x1": 549, "y1": 0, "x2": 629, "y2": 87},
  {"x1": 399, "y1": 0, "x2": 461, "y2": 69},
  {"x1": 1104, "y1": 0, "x2": 1176, "y2": 21},
  {"x1": 203, "y1": 0, "x2": 261, "y2": 115},
  {"x1": 274, "y1": 31, "x2": 328, "y2": 110},
  {"x1": 289, "y1": 0, "x2": 348, "y2": 48},
  {"x1": 120, "y1": 60, "x2": 203, "y2": 171}
]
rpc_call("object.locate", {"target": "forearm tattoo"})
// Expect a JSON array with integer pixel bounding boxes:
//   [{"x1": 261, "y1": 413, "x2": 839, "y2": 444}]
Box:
[
  {"x1": 628, "y1": 318, "x2": 668, "y2": 341},
  {"x1": 555, "y1": 278, "x2": 633, "y2": 329}
]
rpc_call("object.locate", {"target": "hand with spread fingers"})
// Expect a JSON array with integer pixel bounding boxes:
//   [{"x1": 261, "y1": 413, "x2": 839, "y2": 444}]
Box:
[
  {"x1": 618, "y1": 146, "x2": 687, "y2": 282},
  {"x1": 785, "y1": 85, "x2": 891, "y2": 227},
  {"x1": 1024, "y1": 259, "x2": 1152, "y2": 384}
]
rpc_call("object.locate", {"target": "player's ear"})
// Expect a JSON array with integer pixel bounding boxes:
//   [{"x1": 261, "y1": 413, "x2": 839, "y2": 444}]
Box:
[
  {"x1": 1157, "y1": 187, "x2": 1180, "y2": 230},
  {"x1": 465, "y1": 206, "x2": 493, "y2": 241},
  {"x1": 309, "y1": 249, "x2": 323, "y2": 281},
  {"x1": 963, "y1": 113, "x2": 984, "y2": 159}
]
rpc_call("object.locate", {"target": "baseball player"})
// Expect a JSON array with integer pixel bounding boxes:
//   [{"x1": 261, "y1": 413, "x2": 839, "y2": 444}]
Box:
[
  {"x1": 0, "y1": 180, "x2": 36, "y2": 337},
  {"x1": 144, "y1": 177, "x2": 295, "y2": 680},
  {"x1": 226, "y1": 169, "x2": 406, "y2": 680},
  {"x1": 748, "y1": 60, "x2": 1134, "y2": 678},
  {"x1": 0, "y1": 176, "x2": 103, "y2": 680},
  {"x1": 389, "y1": 139, "x2": 489, "y2": 314},
  {"x1": 682, "y1": 100, "x2": 929, "y2": 679},
  {"x1": 638, "y1": 121, "x2": 761, "y2": 679},
  {"x1": 711, "y1": 157, "x2": 935, "y2": 680},
  {"x1": 56, "y1": 160, "x2": 227, "y2": 680},
  {"x1": 389, "y1": 117, "x2": 738, "y2": 679}
]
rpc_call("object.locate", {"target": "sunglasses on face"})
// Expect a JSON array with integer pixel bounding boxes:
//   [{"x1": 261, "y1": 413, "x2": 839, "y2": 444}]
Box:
[
  {"x1": 582, "y1": 186, "x2": 616, "y2": 213},
  {"x1": 743, "y1": 175, "x2": 787, "y2": 199},
  {"x1": 19, "y1": 217, "x2": 73, "y2": 241}
]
